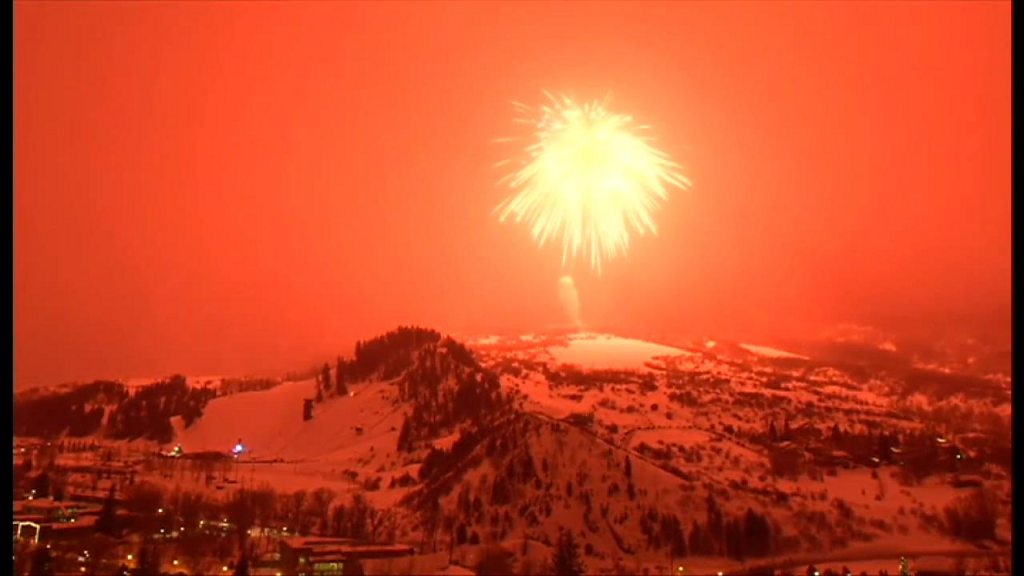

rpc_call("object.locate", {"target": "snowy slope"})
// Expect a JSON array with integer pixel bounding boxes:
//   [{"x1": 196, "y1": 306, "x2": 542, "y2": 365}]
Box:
[
  {"x1": 739, "y1": 343, "x2": 809, "y2": 360},
  {"x1": 174, "y1": 378, "x2": 404, "y2": 462}
]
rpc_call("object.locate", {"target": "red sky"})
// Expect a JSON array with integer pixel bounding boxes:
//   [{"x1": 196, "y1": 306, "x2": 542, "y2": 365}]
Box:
[{"x1": 14, "y1": 1, "x2": 1011, "y2": 388}]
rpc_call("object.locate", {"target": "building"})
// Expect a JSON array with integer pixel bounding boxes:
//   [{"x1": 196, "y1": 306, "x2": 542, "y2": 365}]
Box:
[
  {"x1": 279, "y1": 537, "x2": 414, "y2": 576},
  {"x1": 14, "y1": 499, "x2": 101, "y2": 523},
  {"x1": 13, "y1": 499, "x2": 102, "y2": 543}
]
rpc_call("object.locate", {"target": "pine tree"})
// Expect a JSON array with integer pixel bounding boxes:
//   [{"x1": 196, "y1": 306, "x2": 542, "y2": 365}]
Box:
[
  {"x1": 336, "y1": 356, "x2": 348, "y2": 396},
  {"x1": 688, "y1": 521, "x2": 703, "y2": 556},
  {"x1": 552, "y1": 529, "x2": 585, "y2": 576},
  {"x1": 705, "y1": 493, "x2": 724, "y2": 555},
  {"x1": 321, "y1": 363, "x2": 332, "y2": 397},
  {"x1": 97, "y1": 486, "x2": 119, "y2": 536},
  {"x1": 768, "y1": 420, "x2": 778, "y2": 443},
  {"x1": 397, "y1": 418, "x2": 413, "y2": 452},
  {"x1": 669, "y1": 514, "x2": 687, "y2": 557},
  {"x1": 624, "y1": 455, "x2": 633, "y2": 479}
]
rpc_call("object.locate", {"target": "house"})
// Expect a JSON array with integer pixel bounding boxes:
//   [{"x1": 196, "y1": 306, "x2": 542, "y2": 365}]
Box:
[{"x1": 14, "y1": 499, "x2": 101, "y2": 524}]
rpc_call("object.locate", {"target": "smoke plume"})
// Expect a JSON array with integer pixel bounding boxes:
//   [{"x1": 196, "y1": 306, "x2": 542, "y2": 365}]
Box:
[{"x1": 558, "y1": 275, "x2": 582, "y2": 328}]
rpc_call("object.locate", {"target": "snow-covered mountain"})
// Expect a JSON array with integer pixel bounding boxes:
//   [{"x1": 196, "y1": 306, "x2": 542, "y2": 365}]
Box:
[{"x1": 14, "y1": 327, "x2": 1012, "y2": 574}]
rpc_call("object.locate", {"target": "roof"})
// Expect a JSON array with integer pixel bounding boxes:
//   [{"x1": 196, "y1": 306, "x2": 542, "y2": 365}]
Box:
[
  {"x1": 49, "y1": 516, "x2": 98, "y2": 530},
  {"x1": 282, "y1": 537, "x2": 359, "y2": 548},
  {"x1": 280, "y1": 537, "x2": 414, "y2": 558},
  {"x1": 15, "y1": 500, "x2": 101, "y2": 514},
  {"x1": 434, "y1": 565, "x2": 476, "y2": 576},
  {"x1": 14, "y1": 514, "x2": 47, "y2": 523}
]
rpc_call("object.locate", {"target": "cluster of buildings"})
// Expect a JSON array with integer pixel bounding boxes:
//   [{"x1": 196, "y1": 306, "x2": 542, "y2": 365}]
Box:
[
  {"x1": 13, "y1": 499, "x2": 102, "y2": 544},
  {"x1": 276, "y1": 537, "x2": 415, "y2": 576}
]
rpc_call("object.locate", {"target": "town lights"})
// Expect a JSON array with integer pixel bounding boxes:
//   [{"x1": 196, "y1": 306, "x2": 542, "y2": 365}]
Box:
[
  {"x1": 173, "y1": 560, "x2": 179, "y2": 566},
  {"x1": 222, "y1": 566, "x2": 229, "y2": 572},
  {"x1": 126, "y1": 554, "x2": 133, "y2": 560}
]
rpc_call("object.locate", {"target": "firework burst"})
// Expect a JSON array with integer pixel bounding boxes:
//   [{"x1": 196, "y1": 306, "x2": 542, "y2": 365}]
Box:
[{"x1": 495, "y1": 92, "x2": 690, "y2": 275}]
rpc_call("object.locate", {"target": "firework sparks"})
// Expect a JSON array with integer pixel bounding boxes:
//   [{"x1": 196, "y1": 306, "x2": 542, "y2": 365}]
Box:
[{"x1": 495, "y1": 92, "x2": 690, "y2": 275}]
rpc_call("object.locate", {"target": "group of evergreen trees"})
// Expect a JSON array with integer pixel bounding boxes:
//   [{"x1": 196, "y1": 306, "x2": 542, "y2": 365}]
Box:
[
  {"x1": 15, "y1": 380, "x2": 126, "y2": 438},
  {"x1": 552, "y1": 528, "x2": 586, "y2": 576},
  {"x1": 395, "y1": 338, "x2": 507, "y2": 452},
  {"x1": 943, "y1": 487, "x2": 998, "y2": 542},
  {"x1": 640, "y1": 493, "x2": 775, "y2": 560},
  {"x1": 312, "y1": 326, "x2": 445, "y2": 402},
  {"x1": 15, "y1": 376, "x2": 217, "y2": 443},
  {"x1": 106, "y1": 375, "x2": 217, "y2": 443},
  {"x1": 337, "y1": 326, "x2": 443, "y2": 384}
]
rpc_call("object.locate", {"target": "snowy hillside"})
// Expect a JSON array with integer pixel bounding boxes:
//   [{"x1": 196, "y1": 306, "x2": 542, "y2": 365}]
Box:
[
  {"x1": 174, "y1": 377, "x2": 405, "y2": 462},
  {"x1": 18, "y1": 327, "x2": 1012, "y2": 575}
]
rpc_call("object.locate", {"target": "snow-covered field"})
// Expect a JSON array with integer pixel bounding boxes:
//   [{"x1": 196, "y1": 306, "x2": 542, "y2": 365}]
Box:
[{"x1": 550, "y1": 333, "x2": 693, "y2": 369}]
